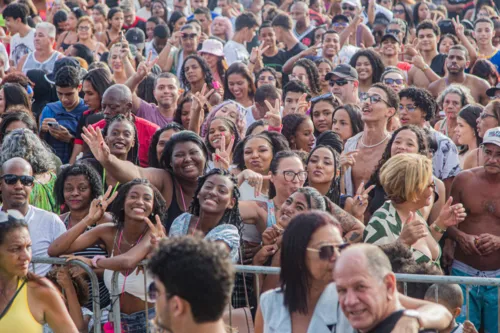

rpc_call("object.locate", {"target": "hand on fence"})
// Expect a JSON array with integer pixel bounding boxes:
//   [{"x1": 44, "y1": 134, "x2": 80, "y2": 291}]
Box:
[{"x1": 242, "y1": 241, "x2": 262, "y2": 265}]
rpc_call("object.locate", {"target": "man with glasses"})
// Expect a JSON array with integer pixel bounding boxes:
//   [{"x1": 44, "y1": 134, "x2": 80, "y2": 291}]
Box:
[
  {"x1": 428, "y1": 45, "x2": 490, "y2": 105},
  {"x1": 148, "y1": 236, "x2": 234, "y2": 333},
  {"x1": 342, "y1": 83, "x2": 398, "y2": 196},
  {"x1": 0, "y1": 157, "x2": 66, "y2": 276},
  {"x1": 224, "y1": 12, "x2": 259, "y2": 65},
  {"x1": 326, "y1": 64, "x2": 360, "y2": 104},
  {"x1": 398, "y1": 87, "x2": 460, "y2": 195},
  {"x1": 386, "y1": 18, "x2": 407, "y2": 45},
  {"x1": 446, "y1": 127, "x2": 500, "y2": 333}
]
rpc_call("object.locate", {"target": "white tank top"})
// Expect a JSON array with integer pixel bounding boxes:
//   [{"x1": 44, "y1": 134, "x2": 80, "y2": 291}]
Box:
[{"x1": 22, "y1": 51, "x2": 61, "y2": 74}]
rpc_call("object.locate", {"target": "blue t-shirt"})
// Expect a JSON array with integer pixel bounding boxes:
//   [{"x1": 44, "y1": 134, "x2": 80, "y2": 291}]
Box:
[{"x1": 488, "y1": 50, "x2": 500, "y2": 70}]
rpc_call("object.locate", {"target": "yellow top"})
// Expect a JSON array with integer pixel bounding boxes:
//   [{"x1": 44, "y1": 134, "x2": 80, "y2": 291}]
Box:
[{"x1": 0, "y1": 279, "x2": 42, "y2": 332}]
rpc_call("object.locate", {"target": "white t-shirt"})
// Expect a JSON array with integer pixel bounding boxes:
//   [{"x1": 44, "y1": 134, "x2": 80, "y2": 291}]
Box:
[
  {"x1": 0, "y1": 43, "x2": 10, "y2": 71},
  {"x1": 223, "y1": 40, "x2": 249, "y2": 66},
  {"x1": 24, "y1": 205, "x2": 66, "y2": 276},
  {"x1": 10, "y1": 28, "x2": 35, "y2": 66},
  {"x1": 137, "y1": 7, "x2": 151, "y2": 19}
]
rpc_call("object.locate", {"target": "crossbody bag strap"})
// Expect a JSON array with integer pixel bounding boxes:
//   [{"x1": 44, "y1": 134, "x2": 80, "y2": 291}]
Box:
[{"x1": 0, "y1": 279, "x2": 27, "y2": 320}]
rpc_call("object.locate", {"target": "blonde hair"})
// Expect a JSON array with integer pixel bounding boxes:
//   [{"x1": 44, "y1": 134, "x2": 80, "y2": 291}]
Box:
[
  {"x1": 77, "y1": 16, "x2": 95, "y2": 35},
  {"x1": 379, "y1": 153, "x2": 433, "y2": 203}
]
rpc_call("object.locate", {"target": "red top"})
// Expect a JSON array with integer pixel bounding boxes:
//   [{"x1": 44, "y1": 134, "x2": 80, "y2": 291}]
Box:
[
  {"x1": 87, "y1": 115, "x2": 159, "y2": 168},
  {"x1": 123, "y1": 16, "x2": 146, "y2": 30}
]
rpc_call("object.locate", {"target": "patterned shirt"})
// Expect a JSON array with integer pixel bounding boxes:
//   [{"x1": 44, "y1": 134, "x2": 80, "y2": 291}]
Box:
[
  {"x1": 431, "y1": 128, "x2": 461, "y2": 180},
  {"x1": 363, "y1": 201, "x2": 441, "y2": 266}
]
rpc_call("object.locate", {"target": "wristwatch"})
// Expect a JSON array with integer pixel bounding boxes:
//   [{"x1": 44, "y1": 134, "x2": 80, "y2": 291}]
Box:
[{"x1": 402, "y1": 309, "x2": 423, "y2": 329}]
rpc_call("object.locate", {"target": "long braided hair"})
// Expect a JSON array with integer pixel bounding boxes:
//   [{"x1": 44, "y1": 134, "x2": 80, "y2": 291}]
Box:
[
  {"x1": 189, "y1": 168, "x2": 243, "y2": 235},
  {"x1": 305, "y1": 145, "x2": 341, "y2": 205}
]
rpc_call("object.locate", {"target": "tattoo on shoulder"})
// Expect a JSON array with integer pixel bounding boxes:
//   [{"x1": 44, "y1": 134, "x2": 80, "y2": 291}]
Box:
[{"x1": 330, "y1": 202, "x2": 356, "y2": 231}]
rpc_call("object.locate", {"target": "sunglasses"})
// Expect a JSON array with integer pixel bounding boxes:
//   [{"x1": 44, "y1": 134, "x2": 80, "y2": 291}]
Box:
[
  {"x1": 362, "y1": 94, "x2": 390, "y2": 105},
  {"x1": 480, "y1": 112, "x2": 498, "y2": 119},
  {"x1": 332, "y1": 22, "x2": 348, "y2": 28},
  {"x1": 311, "y1": 92, "x2": 333, "y2": 102},
  {"x1": 1, "y1": 174, "x2": 35, "y2": 186},
  {"x1": 342, "y1": 5, "x2": 356, "y2": 10},
  {"x1": 307, "y1": 243, "x2": 350, "y2": 261},
  {"x1": 392, "y1": 9, "x2": 404, "y2": 14},
  {"x1": 328, "y1": 78, "x2": 350, "y2": 87},
  {"x1": 386, "y1": 29, "x2": 401, "y2": 35},
  {"x1": 384, "y1": 78, "x2": 404, "y2": 85},
  {"x1": 78, "y1": 25, "x2": 91, "y2": 31},
  {"x1": 181, "y1": 33, "x2": 197, "y2": 40}
]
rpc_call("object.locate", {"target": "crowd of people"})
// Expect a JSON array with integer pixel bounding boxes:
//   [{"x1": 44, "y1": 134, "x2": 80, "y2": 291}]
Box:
[{"x1": 0, "y1": 0, "x2": 499, "y2": 331}]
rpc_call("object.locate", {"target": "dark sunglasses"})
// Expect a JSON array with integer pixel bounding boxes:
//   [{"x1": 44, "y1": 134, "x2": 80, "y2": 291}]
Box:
[
  {"x1": 311, "y1": 92, "x2": 333, "y2": 102},
  {"x1": 307, "y1": 243, "x2": 350, "y2": 261},
  {"x1": 1, "y1": 174, "x2": 35, "y2": 186},
  {"x1": 386, "y1": 29, "x2": 401, "y2": 35},
  {"x1": 342, "y1": 5, "x2": 356, "y2": 10},
  {"x1": 181, "y1": 33, "x2": 197, "y2": 40},
  {"x1": 329, "y1": 79, "x2": 350, "y2": 87},
  {"x1": 383, "y1": 78, "x2": 404, "y2": 85},
  {"x1": 392, "y1": 9, "x2": 405, "y2": 14}
]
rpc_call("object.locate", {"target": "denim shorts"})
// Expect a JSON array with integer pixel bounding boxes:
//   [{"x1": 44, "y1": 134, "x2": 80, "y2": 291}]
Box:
[{"x1": 120, "y1": 307, "x2": 156, "y2": 333}]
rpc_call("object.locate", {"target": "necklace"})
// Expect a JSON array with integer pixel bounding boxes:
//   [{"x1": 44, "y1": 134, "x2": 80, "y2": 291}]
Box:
[{"x1": 359, "y1": 133, "x2": 390, "y2": 148}]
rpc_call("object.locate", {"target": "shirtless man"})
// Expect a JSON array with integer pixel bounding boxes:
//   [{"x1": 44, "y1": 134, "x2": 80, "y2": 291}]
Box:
[
  {"x1": 447, "y1": 127, "x2": 500, "y2": 333},
  {"x1": 343, "y1": 83, "x2": 398, "y2": 195},
  {"x1": 428, "y1": 45, "x2": 490, "y2": 105},
  {"x1": 408, "y1": 20, "x2": 446, "y2": 89}
]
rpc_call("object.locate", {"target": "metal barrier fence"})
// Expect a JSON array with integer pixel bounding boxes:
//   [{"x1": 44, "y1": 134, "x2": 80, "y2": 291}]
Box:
[
  {"x1": 31, "y1": 257, "x2": 102, "y2": 333},
  {"x1": 30, "y1": 258, "x2": 500, "y2": 332}
]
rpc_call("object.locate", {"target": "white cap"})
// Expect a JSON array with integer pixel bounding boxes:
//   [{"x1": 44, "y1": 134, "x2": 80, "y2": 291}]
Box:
[
  {"x1": 341, "y1": 0, "x2": 362, "y2": 9},
  {"x1": 483, "y1": 127, "x2": 500, "y2": 147}
]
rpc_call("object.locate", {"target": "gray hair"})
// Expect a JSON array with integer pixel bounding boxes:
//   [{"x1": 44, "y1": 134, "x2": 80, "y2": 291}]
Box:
[
  {"x1": 0, "y1": 129, "x2": 56, "y2": 174},
  {"x1": 297, "y1": 187, "x2": 327, "y2": 211},
  {"x1": 389, "y1": 18, "x2": 407, "y2": 34},
  {"x1": 437, "y1": 84, "x2": 475, "y2": 108},
  {"x1": 36, "y1": 22, "x2": 56, "y2": 38}
]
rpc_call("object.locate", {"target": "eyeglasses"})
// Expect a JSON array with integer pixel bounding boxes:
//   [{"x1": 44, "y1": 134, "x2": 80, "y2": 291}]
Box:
[
  {"x1": 392, "y1": 9, "x2": 405, "y2": 14},
  {"x1": 307, "y1": 243, "x2": 350, "y2": 261},
  {"x1": 328, "y1": 78, "x2": 350, "y2": 87},
  {"x1": 258, "y1": 75, "x2": 276, "y2": 81},
  {"x1": 181, "y1": 33, "x2": 197, "y2": 40},
  {"x1": 341, "y1": 5, "x2": 356, "y2": 10},
  {"x1": 386, "y1": 29, "x2": 401, "y2": 35},
  {"x1": 282, "y1": 170, "x2": 308, "y2": 182},
  {"x1": 332, "y1": 22, "x2": 348, "y2": 28},
  {"x1": 289, "y1": 74, "x2": 307, "y2": 81},
  {"x1": 399, "y1": 104, "x2": 417, "y2": 112},
  {"x1": 0, "y1": 210, "x2": 25, "y2": 224},
  {"x1": 1, "y1": 174, "x2": 35, "y2": 186},
  {"x1": 78, "y1": 25, "x2": 91, "y2": 31},
  {"x1": 384, "y1": 78, "x2": 404, "y2": 85},
  {"x1": 480, "y1": 112, "x2": 498, "y2": 119},
  {"x1": 377, "y1": 0, "x2": 392, "y2": 4},
  {"x1": 362, "y1": 94, "x2": 390, "y2": 105},
  {"x1": 311, "y1": 92, "x2": 333, "y2": 102}
]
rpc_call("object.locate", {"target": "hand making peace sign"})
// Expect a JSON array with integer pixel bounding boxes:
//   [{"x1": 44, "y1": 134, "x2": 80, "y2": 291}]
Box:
[{"x1": 213, "y1": 134, "x2": 235, "y2": 170}]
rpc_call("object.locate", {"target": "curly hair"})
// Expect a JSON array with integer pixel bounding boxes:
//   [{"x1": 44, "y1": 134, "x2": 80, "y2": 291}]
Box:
[
  {"x1": 189, "y1": 168, "x2": 242, "y2": 234},
  {"x1": 282, "y1": 113, "x2": 309, "y2": 149},
  {"x1": 0, "y1": 112, "x2": 37, "y2": 143},
  {"x1": 46, "y1": 266, "x2": 89, "y2": 306},
  {"x1": 232, "y1": 131, "x2": 290, "y2": 171},
  {"x1": 349, "y1": 49, "x2": 385, "y2": 84},
  {"x1": 148, "y1": 123, "x2": 184, "y2": 168},
  {"x1": 109, "y1": 178, "x2": 167, "y2": 229},
  {"x1": 180, "y1": 54, "x2": 214, "y2": 91},
  {"x1": 369, "y1": 125, "x2": 428, "y2": 188},
  {"x1": 205, "y1": 116, "x2": 240, "y2": 155},
  {"x1": 102, "y1": 114, "x2": 139, "y2": 165},
  {"x1": 54, "y1": 163, "x2": 103, "y2": 207},
  {"x1": 436, "y1": 84, "x2": 475, "y2": 110},
  {"x1": 305, "y1": 145, "x2": 341, "y2": 205},
  {"x1": 293, "y1": 58, "x2": 321, "y2": 96},
  {"x1": 0, "y1": 128, "x2": 56, "y2": 174},
  {"x1": 255, "y1": 67, "x2": 281, "y2": 89},
  {"x1": 399, "y1": 87, "x2": 438, "y2": 121},
  {"x1": 201, "y1": 100, "x2": 247, "y2": 138}
]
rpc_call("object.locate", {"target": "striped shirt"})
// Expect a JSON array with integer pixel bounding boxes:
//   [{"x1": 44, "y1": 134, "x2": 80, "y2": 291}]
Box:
[{"x1": 363, "y1": 201, "x2": 440, "y2": 265}]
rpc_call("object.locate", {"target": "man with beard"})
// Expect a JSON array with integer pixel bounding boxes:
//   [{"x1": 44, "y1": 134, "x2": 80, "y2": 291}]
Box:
[
  {"x1": 78, "y1": 84, "x2": 159, "y2": 167},
  {"x1": 148, "y1": 236, "x2": 234, "y2": 333},
  {"x1": 428, "y1": 45, "x2": 490, "y2": 105},
  {"x1": 446, "y1": 127, "x2": 500, "y2": 333},
  {"x1": 0, "y1": 157, "x2": 66, "y2": 276},
  {"x1": 291, "y1": 2, "x2": 315, "y2": 46},
  {"x1": 126, "y1": 60, "x2": 180, "y2": 127}
]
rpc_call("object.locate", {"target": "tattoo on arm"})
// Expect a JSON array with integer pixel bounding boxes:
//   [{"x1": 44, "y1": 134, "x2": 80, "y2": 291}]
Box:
[
  {"x1": 328, "y1": 199, "x2": 359, "y2": 233},
  {"x1": 349, "y1": 232, "x2": 360, "y2": 242}
]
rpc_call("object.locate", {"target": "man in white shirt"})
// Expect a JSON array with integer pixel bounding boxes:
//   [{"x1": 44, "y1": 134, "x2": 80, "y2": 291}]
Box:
[
  {"x1": 4, "y1": 3, "x2": 35, "y2": 67},
  {"x1": 137, "y1": 0, "x2": 152, "y2": 19},
  {"x1": 224, "y1": 12, "x2": 259, "y2": 65},
  {"x1": 0, "y1": 157, "x2": 66, "y2": 276}
]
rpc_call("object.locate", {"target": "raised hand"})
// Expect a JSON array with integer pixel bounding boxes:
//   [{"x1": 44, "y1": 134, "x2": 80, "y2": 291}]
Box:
[
  {"x1": 350, "y1": 181, "x2": 375, "y2": 219},
  {"x1": 452, "y1": 17, "x2": 465, "y2": 37},
  {"x1": 82, "y1": 126, "x2": 111, "y2": 163},
  {"x1": 339, "y1": 150, "x2": 358, "y2": 170},
  {"x1": 264, "y1": 99, "x2": 282, "y2": 128},
  {"x1": 137, "y1": 51, "x2": 158, "y2": 78},
  {"x1": 237, "y1": 169, "x2": 272, "y2": 197},
  {"x1": 399, "y1": 212, "x2": 428, "y2": 246},
  {"x1": 252, "y1": 244, "x2": 278, "y2": 265},
  {"x1": 88, "y1": 185, "x2": 119, "y2": 224},
  {"x1": 249, "y1": 43, "x2": 270, "y2": 65},
  {"x1": 296, "y1": 93, "x2": 309, "y2": 114},
  {"x1": 191, "y1": 83, "x2": 215, "y2": 113},
  {"x1": 435, "y1": 197, "x2": 466, "y2": 228},
  {"x1": 213, "y1": 134, "x2": 234, "y2": 170},
  {"x1": 144, "y1": 214, "x2": 166, "y2": 247},
  {"x1": 262, "y1": 225, "x2": 282, "y2": 245}
]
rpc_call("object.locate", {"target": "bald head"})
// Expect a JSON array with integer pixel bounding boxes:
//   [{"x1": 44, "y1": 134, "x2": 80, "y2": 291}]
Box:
[
  {"x1": 102, "y1": 84, "x2": 133, "y2": 119},
  {"x1": 1, "y1": 157, "x2": 32, "y2": 176},
  {"x1": 335, "y1": 244, "x2": 392, "y2": 282}
]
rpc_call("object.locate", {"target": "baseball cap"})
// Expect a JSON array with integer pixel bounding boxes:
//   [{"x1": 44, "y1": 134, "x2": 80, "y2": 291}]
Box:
[
  {"x1": 486, "y1": 87, "x2": 500, "y2": 97},
  {"x1": 45, "y1": 57, "x2": 84, "y2": 84},
  {"x1": 126, "y1": 28, "x2": 146, "y2": 50},
  {"x1": 341, "y1": 0, "x2": 362, "y2": 9},
  {"x1": 381, "y1": 33, "x2": 400, "y2": 44},
  {"x1": 325, "y1": 64, "x2": 358, "y2": 81},
  {"x1": 483, "y1": 127, "x2": 500, "y2": 147}
]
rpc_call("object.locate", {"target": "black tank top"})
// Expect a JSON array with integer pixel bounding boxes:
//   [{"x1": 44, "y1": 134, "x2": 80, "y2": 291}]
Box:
[{"x1": 163, "y1": 178, "x2": 185, "y2": 233}]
